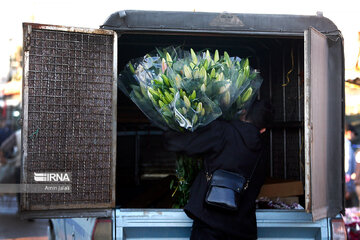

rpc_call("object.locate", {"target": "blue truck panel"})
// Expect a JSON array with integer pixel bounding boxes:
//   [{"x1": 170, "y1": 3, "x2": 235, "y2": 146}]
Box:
[{"x1": 51, "y1": 209, "x2": 335, "y2": 239}]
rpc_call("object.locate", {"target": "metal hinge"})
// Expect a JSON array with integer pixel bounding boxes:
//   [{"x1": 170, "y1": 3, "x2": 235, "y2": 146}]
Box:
[{"x1": 24, "y1": 25, "x2": 32, "y2": 51}]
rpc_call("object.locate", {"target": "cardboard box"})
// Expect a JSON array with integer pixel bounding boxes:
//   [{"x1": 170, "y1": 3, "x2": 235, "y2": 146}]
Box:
[{"x1": 258, "y1": 180, "x2": 304, "y2": 198}]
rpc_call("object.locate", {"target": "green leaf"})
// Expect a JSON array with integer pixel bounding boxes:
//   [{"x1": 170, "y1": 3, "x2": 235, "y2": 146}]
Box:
[
  {"x1": 170, "y1": 179, "x2": 174, "y2": 189},
  {"x1": 140, "y1": 83, "x2": 147, "y2": 97},
  {"x1": 164, "y1": 91, "x2": 174, "y2": 103},
  {"x1": 190, "y1": 90, "x2": 196, "y2": 101},
  {"x1": 169, "y1": 87, "x2": 176, "y2": 94},
  {"x1": 180, "y1": 89, "x2": 185, "y2": 98},
  {"x1": 128, "y1": 62, "x2": 135, "y2": 74},
  {"x1": 148, "y1": 87, "x2": 159, "y2": 99},
  {"x1": 133, "y1": 90, "x2": 142, "y2": 99},
  {"x1": 148, "y1": 93, "x2": 158, "y2": 107},
  {"x1": 158, "y1": 100, "x2": 165, "y2": 108},
  {"x1": 154, "y1": 76, "x2": 164, "y2": 85},
  {"x1": 161, "y1": 74, "x2": 170, "y2": 87},
  {"x1": 162, "y1": 109, "x2": 173, "y2": 118}
]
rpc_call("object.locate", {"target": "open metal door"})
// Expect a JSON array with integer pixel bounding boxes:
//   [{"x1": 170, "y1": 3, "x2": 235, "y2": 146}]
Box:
[
  {"x1": 21, "y1": 23, "x2": 117, "y2": 218},
  {"x1": 304, "y1": 27, "x2": 344, "y2": 221}
]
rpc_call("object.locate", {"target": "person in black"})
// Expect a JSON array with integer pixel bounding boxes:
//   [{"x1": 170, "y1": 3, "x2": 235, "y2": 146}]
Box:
[{"x1": 164, "y1": 99, "x2": 273, "y2": 240}]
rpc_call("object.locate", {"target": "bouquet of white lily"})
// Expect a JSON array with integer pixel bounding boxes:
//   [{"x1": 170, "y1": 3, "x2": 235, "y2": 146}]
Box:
[
  {"x1": 119, "y1": 46, "x2": 262, "y2": 132},
  {"x1": 119, "y1": 46, "x2": 263, "y2": 207}
]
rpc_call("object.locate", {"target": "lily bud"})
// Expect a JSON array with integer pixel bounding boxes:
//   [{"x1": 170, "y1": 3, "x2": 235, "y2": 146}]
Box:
[
  {"x1": 196, "y1": 102, "x2": 203, "y2": 113},
  {"x1": 222, "y1": 91, "x2": 231, "y2": 106},
  {"x1": 191, "y1": 48, "x2": 198, "y2": 65},
  {"x1": 219, "y1": 83, "x2": 231, "y2": 94},
  {"x1": 216, "y1": 72, "x2": 224, "y2": 82},
  {"x1": 214, "y1": 50, "x2": 219, "y2": 63},
  {"x1": 166, "y1": 52, "x2": 173, "y2": 67},
  {"x1": 161, "y1": 58, "x2": 167, "y2": 73},
  {"x1": 192, "y1": 114, "x2": 198, "y2": 124},
  {"x1": 241, "y1": 87, "x2": 253, "y2": 103},
  {"x1": 200, "y1": 83, "x2": 206, "y2": 92},
  {"x1": 183, "y1": 95, "x2": 191, "y2": 109},
  {"x1": 210, "y1": 68, "x2": 216, "y2": 79},
  {"x1": 175, "y1": 74, "x2": 182, "y2": 88},
  {"x1": 224, "y1": 51, "x2": 231, "y2": 68},
  {"x1": 184, "y1": 65, "x2": 192, "y2": 79},
  {"x1": 200, "y1": 67, "x2": 207, "y2": 82}
]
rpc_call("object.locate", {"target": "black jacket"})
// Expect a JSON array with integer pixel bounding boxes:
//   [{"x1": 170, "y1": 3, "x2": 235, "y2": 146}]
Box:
[{"x1": 164, "y1": 119, "x2": 266, "y2": 239}]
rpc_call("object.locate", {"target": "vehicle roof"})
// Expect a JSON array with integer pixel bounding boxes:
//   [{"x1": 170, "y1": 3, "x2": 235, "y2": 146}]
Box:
[{"x1": 101, "y1": 10, "x2": 340, "y2": 37}]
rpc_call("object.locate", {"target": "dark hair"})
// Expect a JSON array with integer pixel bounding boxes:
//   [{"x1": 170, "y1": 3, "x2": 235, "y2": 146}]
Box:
[{"x1": 245, "y1": 99, "x2": 274, "y2": 129}]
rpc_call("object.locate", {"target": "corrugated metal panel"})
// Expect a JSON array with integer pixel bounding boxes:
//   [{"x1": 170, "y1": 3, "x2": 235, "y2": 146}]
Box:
[{"x1": 21, "y1": 23, "x2": 117, "y2": 212}]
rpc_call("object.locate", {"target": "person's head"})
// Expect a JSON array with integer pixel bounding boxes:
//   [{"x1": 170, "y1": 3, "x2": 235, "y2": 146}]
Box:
[
  {"x1": 345, "y1": 123, "x2": 357, "y2": 141},
  {"x1": 241, "y1": 99, "x2": 273, "y2": 133}
]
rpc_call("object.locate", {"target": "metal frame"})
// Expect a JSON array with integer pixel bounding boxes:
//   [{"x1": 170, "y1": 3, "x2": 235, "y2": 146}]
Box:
[
  {"x1": 102, "y1": 11, "x2": 340, "y2": 37},
  {"x1": 107, "y1": 11, "x2": 344, "y2": 220},
  {"x1": 304, "y1": 29, "x2": 312, "y2": 213},
  {"x1": 21, "y1": 23, "x2": 117, "y2": 215},
  {"x1": 114, "y1": 209, "x2": 330, "y2": 239}
]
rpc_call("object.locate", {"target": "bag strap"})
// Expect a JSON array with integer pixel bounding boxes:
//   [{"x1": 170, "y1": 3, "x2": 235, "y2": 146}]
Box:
[
  {"x1": 245, "y1": 149, "x2": 263, "y2": 189},
  {"x1": 203, "y1": 121, "x2": 264, "y2": 188},
  {"x1": 230, "y1": 121, "x2": 263, "y2": 182}
]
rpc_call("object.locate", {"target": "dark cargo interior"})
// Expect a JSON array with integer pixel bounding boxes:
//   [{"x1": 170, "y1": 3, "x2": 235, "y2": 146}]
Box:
[{"x1": 115, "y1": 33, "x2": 305, "y2": 208}]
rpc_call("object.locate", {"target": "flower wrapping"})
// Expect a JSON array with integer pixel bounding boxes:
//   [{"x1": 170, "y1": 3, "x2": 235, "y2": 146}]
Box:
[{"x1": 119, "y1": 46, "x2": 263, "y2": 132}]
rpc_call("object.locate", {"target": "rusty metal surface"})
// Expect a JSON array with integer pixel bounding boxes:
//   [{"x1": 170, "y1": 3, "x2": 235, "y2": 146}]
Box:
[{"x1": 22, "y1": 23, "x2": 116, "y2": 211}]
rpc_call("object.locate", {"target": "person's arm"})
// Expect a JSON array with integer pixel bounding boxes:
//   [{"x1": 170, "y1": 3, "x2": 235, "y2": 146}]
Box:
[{"x1": 163, "y1": 120, "x2": 225, "y2": 155}]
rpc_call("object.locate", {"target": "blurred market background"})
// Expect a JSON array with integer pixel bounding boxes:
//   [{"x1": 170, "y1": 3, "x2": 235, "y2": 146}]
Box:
[{"x1": 0, "y1": 0, "x2": 359, "y2": 239}]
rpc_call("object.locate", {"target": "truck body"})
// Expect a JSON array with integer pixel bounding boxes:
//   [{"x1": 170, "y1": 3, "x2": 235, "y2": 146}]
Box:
[{"x1": 21, "y1": 10, "x2": 346, "y2": 239}]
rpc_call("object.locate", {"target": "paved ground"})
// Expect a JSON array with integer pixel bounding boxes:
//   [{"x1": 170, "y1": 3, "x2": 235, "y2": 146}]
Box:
[{"x1": 0, "y1": 195, "x2": 48, "y2": 240}]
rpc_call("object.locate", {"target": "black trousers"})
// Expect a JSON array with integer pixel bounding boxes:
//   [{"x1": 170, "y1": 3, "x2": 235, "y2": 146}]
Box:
[{"x1": 190, "y1": 220, "x2": 256, "y2": 240}]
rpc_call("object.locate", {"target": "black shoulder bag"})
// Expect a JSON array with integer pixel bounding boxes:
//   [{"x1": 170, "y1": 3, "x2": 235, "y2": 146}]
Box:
[
  {"x1": 204, "y1": 152, "x2": 262, "y2": 211},
  {"x1": 204, "y1": 125, "x2": 263, "y2": 211}
]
